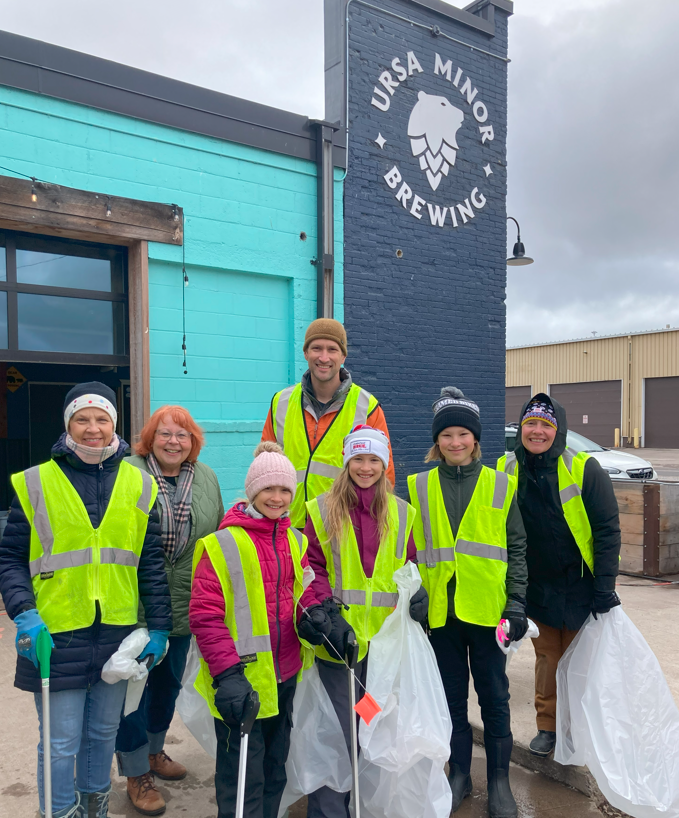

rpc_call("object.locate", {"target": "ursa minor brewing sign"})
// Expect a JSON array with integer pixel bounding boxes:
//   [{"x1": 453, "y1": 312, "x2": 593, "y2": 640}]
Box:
[{"x1": 371, "y1": 51, "x2": 497, "y2": 230}]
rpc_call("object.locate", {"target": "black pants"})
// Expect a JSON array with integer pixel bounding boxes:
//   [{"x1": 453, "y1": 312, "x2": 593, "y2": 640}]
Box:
[
  {"x1": 429, "y1": 617, "x2": 511, "y2": 738},
  {"x1": 214, "y1": 675, "x2": 296, "y2": 818},
  {"x1": 306, "y1": 657, "x2": 368, "y2": 818}
]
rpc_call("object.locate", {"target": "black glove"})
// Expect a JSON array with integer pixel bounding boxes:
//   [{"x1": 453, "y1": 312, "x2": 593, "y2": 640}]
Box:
[
  {"x1": 297, "y1": 604, "x2": 332, "y2": 646},
  {"x1": 592, "y1": 590, "x2": 621, "y2": 619},
  {"x1": 213, "y1": 664, "x2": 254, "y2": 726},
  {"x1": 322, "y1": 597, "x2": 353, "y2": 661},
  {"x1": 502, "y1": 598, "x2": 528, "y2": 643},
  {"x1": 409, "y1": 586, "x2": 429, "y2": 623}
]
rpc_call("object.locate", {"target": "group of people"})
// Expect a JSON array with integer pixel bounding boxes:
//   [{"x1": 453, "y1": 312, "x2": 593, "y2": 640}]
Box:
[{"x1": 0, "y1": 317, "x2": 621, "y2": 818}]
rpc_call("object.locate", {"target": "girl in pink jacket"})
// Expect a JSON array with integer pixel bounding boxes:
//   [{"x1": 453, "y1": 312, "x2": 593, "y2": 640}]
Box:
[{"x1": 189, "y1": 442, "x2": 330, "y2": 818}]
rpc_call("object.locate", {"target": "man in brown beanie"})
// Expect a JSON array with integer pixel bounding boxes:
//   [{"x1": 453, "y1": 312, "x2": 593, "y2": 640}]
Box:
[{"x1": 261, "y1": 318, "x2": 394, "y2": 527}]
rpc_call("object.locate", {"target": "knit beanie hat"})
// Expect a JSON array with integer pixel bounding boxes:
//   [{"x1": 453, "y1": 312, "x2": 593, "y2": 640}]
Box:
[
  {"x1": 63, "y1": 381, "x2": 118, "y2": 430},
  {"x1": 244, "y1": 441, "x2": 298, "y2": 502},
  {"x1": 521, "y1": 398, "x2": 558, "y2": 430},
  {"x1": 431, "y1": 386, "x2": 482, "y2": 442},
  {"x1": 343, "y1": 425, "x2": 390, "y2": 469},
  {"x1": 303, "y1": 318, "x2": 347, "y2": 357}
]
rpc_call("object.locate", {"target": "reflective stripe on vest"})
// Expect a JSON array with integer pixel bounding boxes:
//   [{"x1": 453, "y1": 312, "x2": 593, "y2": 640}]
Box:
[
  {"x1": 497, "y1": 449, "x2": 594, "y2": 574},
  {"x1": 306, "y1": 491, "x2": 415, "y2": 662},
  {"x1": 272, "y1": 382, "x2": 378, "y2": 527},
  {"x1": 191, "y1": 525, "x2": 313, "y2": 720},
  {"x1": 12, "y1": 460, "x2": 156, "y2": 633},
  {"x1": 407, "y1": 466, "x2": 513, "y2": 629}
]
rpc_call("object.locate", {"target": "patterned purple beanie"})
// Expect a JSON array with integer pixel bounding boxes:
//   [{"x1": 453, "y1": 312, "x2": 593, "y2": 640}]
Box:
[{"x1": 521, "y1": 399, "x2": 558, "y2": 430}]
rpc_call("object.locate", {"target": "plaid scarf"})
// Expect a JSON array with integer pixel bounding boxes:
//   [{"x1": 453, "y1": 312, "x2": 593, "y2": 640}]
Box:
[{"x1": 146, "y1": 452, "x2": 195, "y2": 561}]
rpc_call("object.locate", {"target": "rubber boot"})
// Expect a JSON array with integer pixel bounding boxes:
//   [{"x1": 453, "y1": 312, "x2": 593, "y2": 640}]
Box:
[
  {"x1": 448, "y1": 725, "x2": 473, "y2": 812},
  {"x1": 484, "y1": 734, "x2": 517, "y2": 818}
]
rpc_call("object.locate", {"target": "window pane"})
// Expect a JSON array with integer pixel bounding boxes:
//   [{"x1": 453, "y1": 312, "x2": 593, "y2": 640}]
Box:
[
  {"x1": 0, "y1": 291, "x2": 6, "y2": 348},
  {"x1": 16, "y1": 250, "x2": 111, "y2": 291},
  {"x1": 18, "y1": 293, "x2": 125, "y2": 355},
  {"x1": 0, "y1": 246, "x2": 6, "y2": 282}
]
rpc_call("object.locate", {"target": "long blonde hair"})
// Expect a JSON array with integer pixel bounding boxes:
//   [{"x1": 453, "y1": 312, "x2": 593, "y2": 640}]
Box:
[{"x1": 323, "y1": 466, "x2": 392, "y2": 544}]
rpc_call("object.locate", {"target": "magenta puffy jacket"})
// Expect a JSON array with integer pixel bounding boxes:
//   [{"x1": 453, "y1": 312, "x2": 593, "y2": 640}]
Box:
[{"x1": 189, "y1": 503, "x2": 319, "y2": 682}]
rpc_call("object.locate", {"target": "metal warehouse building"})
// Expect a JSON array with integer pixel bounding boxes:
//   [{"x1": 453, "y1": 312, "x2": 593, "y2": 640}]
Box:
[{"x1": 505, "y1": 327, "x2": 679, "y2": 449}]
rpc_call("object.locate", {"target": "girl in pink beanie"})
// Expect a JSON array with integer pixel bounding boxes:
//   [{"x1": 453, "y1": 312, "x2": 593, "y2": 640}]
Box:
[{"x1": 189, "y1": 441, "x2": 331, "y2": 818}]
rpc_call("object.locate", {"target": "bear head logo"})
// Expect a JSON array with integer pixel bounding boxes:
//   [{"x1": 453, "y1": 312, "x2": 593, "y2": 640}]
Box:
[{"x1": 407, "y1": 91, "x2": 465, "y2": 192}]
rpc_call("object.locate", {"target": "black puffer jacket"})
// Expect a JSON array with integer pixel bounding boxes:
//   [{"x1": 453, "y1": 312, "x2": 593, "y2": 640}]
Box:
[
  {"x1": 0, "y1": 434, "x2": 172, "y2": 693},
  {"x1": 513, "y1": 394, "x2": 621, "y2": 631}
]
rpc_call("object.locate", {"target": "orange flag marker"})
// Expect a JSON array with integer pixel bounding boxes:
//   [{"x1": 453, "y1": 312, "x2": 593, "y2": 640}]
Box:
[{"x1": 354, "y1": 692, "x2": 382, "y2": 725}]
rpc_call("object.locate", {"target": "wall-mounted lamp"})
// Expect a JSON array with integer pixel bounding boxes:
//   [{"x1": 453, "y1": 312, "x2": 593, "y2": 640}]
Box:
[{"x1": 506, "y1": 216, "x2": 534, "y2": 266}]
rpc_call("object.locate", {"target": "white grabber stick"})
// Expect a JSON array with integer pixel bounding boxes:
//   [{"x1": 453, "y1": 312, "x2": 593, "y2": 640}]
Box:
[
  {"x1": 235, "y1": 690, "x2": 260, "y2": 818},
  {"x1": 346, "y1": 631, "x2": 361, "y2": 818}
]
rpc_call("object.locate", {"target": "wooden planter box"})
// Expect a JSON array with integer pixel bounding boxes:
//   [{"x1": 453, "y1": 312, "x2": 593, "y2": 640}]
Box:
[{"x1": 613, "y1": 481, "x2": 679, "y2": 576}]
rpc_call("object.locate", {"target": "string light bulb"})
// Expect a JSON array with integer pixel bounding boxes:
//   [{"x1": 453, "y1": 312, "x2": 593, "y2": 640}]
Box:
[
  {"x1": 172, "y1": 204, "x2": 180, "y2": 222},
  {"x1": 31, "y1": 177, "x2": 37, "y2": 203},
  {"x1": 106, "y1": 199, "x2": 112, "y2": 217}
]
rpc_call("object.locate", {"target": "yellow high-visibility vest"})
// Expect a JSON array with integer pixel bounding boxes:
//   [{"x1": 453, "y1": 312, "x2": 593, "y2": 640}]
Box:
[
  {"x1": 407, "y1": 466, "x2": 515, "y2": 628},
  {"x1": 497, "y1": 449, "x2": 595, "y2": 574},
  {"x1": 11, "y1": 460, "x2": 157, "y2": 633},
  {"x1": 271, "y1": 382, "x2": 379, "y2": 527},
  {"x1": 191, "y1": 525, "x2": 314, "y2": 720},
  {"x1": 306, "y1": 492, "x2": 416, "y2": 662}
]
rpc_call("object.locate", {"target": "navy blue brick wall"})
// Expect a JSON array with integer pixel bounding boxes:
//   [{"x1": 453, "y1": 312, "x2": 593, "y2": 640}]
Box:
[{"x1": 343, "y1": 0, "x2": 510, "y2": 494}]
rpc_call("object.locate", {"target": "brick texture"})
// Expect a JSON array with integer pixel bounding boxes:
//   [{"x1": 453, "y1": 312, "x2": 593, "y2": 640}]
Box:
[{"x1": 342, "y1": 0, "x2": 510, "y2": 493}]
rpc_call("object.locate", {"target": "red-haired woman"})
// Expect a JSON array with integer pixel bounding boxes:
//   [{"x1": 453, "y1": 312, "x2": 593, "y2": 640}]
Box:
[{"x1": 115, "y1": 406, "x2": 224, "y2": 815}]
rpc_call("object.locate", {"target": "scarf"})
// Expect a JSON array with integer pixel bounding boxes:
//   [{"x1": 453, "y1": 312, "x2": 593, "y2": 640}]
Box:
[
  {"x1": 65, "y1": 433, "x2": 120, "y2": 465},
  {"x1": 146, "y1": 452, "x2": 195, "y2": 561}
]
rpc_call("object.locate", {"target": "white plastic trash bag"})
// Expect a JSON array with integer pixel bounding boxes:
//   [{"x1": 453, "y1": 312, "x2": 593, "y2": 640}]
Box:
[
  {"x1": 497, "y1": 618, "x2": 540, "y2": 666},
  {"x1": 176, "y1": 637, "x2": 217, "y2": 758},
  {"x1": 357, "y1": 562, "x2": 452, "y2": 818},
  {"x1": 555, "y1": 607, "x2": 679, "y2": 817},
  {"x1": 101, "y1": 628, "x2": 150, "y2": 716},
  {"x1": 278, "y1": 662, "x2": 352, "y2": 816}
]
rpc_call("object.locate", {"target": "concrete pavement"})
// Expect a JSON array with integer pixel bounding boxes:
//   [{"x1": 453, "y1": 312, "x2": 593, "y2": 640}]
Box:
[
  {"x1": 1, "y1": 577, "x2": 676, "y2": 817},
  {"x1": 637, "y1": 448, "x2": 679, "y2": 481}
]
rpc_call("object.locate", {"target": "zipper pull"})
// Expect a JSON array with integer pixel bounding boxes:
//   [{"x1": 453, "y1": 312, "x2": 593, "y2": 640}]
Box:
[
  {"x1": 457, "y1": 466, "x2": 461, "y2": 479},
  {"x1": 99, "y1": 462, "x2": 103, "y2": 470}
]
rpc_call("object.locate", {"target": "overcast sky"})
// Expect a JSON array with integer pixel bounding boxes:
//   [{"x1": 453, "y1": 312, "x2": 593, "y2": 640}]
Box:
[{"x1": 2, "y1": 0, "x2": 678, "y2": 347}]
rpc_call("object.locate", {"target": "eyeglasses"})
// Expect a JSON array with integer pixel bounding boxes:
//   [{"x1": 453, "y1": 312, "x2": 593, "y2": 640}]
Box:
[{"x1": 155, "y1": 430, "x2": 192, "y2": 442}]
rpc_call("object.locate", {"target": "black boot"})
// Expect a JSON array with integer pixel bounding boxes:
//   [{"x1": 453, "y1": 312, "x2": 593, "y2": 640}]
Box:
[
  {"x1": 448, "y1": 725, "x2": 473, "y2": 812},
  {"x1": 484, "y1": 734, "x2": 517, "y2": 818},
  {"x1": 529, "y1": 730, "x2": 556, "y2": 757}
]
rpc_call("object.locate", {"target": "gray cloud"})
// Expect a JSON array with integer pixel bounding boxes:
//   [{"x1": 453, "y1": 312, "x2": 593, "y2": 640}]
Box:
[{"x1": 3, "y1": 0, "x2": 676, "y2": 347}]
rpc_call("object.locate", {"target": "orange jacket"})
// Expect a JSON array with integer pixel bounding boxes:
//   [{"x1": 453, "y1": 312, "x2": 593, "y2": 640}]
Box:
[{"x1": 261, "y1": 400, "x2": 396, "y2": 486}]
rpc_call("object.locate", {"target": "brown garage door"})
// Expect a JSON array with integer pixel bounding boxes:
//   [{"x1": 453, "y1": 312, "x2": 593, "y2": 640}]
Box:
[
  {"x1": 549, "y1": 380, "x2": 621, "y2": 447},
  {"x1": 645, "y1": 376, "x2": 679, "y2": 448},
  {"x1": 506, "y1": 386, "x2": 532, "y2": 424}
]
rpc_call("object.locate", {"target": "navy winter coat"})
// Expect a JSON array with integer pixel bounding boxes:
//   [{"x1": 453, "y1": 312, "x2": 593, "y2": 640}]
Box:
[{"x1": 0, "y1": 435, "x2": 172, "y2": 693}]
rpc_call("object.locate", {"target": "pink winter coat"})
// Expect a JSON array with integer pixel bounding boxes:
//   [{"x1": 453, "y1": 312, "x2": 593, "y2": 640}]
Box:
[
  {"x1": 189, "y1": 503, "x2": 320, "y2": 682},
  {"x1": 304, "y1": 484, "x2": 417, "y2": 601}
]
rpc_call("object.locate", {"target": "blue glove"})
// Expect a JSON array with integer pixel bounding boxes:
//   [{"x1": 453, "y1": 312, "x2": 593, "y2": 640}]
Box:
[
  {"x1": 15, "y1": 608, "x2": 54, "y2": 668},
  {"x1": 138, "y1": 630, "x2": 170, "y2": 671}
]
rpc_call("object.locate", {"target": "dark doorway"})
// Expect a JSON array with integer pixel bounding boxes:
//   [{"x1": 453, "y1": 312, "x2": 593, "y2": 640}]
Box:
[
  {"x1": 645, "y1": 376, "x2": 679, "y2": 448},
  {"x1": 549, "y1": 380, "x2": 622, "y2": 447},
  {"x1": 1, "y1": 362, "x2": 131, "y2": 511},
  {"x1": 505, "y1": 385, "x2": 532, "y2": 425}
]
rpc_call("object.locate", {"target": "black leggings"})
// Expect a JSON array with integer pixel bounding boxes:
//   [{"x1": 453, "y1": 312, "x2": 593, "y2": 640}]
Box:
[
  {"x1": 429, "y1": 617, "x2": 511, "y2": 738},
  {"x1": 214, "y1": 675, "x2": 296, "y2": 818}
]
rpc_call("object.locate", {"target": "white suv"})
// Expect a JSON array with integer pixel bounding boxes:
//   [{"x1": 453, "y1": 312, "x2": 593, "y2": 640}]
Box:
[{"x1": 504, "y1": 426, "x2": 657, "y2": 480}]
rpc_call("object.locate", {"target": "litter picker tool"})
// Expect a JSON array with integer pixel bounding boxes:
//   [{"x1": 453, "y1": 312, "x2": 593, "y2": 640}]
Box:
[
  {"x1": 36, "y1": 628, "x2": 54, "y2": 818},
  {"x1": 235, "y1": 690, "x2": 260, "y2": 818},
  {"x1": 346, "y1": 631, "x2": 361, "y2": 818}
]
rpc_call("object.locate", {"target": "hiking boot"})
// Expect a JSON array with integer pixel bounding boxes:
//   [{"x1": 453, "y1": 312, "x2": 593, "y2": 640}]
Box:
[
  {"x1": 448, "y1": 725, "x2": 473, "y2": 812},
  {"x1": 529, "y1": 730, "x2": 556, "y2": 757},
  {"x1": 149, "y1": 750, "x2": 187, "y2": 781},
  {"x1": 127, "y1": 772, "x2": 166, "y2": 816},
  {"x1": 485, "y1": 734, "x2": 517, "y2": 818},
  {"x1": 74, "y1": 784, "x2": 110, "y2": 817}
]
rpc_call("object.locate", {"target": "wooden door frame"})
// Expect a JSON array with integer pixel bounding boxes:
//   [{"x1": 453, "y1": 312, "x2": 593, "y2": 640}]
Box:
[{"x1": 0, "y1": 175, "x2": 183, "y2": 440}]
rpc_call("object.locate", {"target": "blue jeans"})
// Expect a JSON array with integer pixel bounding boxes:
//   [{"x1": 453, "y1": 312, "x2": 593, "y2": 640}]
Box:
[
  {"x1": 115, "y1": 634, "x2": 191, "y2": 776},
  {"x1": 34, "y1": 679, "x2": 127, "y2": 815}
]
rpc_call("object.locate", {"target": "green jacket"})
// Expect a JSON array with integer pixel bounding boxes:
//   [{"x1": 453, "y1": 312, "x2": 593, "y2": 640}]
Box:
[
  {"x1": 126, "y1": 455, "x2": 224, "y2": 636},
  {"x1": 438, "y1": 459, "x2": 528, "y2": 617}
]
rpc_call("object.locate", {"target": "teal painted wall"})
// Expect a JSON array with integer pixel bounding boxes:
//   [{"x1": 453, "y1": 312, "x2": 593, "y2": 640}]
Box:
[{"x1": 0, "y1": 86, "x2": 344, "y2": 501}]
